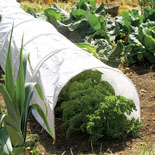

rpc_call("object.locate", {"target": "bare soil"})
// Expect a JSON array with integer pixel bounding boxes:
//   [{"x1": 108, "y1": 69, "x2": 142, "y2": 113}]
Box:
[{"x1": 26, "y1": 64, "x2": 155, "y2": 155}]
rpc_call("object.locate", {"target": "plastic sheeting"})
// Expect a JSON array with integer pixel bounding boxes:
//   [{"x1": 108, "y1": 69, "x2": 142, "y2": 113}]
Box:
[{"x1": 0, "y1": 0, "x2": 141, "y2": 138}]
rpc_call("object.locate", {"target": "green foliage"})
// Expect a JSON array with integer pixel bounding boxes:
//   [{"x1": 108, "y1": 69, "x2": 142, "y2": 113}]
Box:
[
  {"x1": 139, "y1": 21, "x2": 155, "y2": 53},
  {"x1": 57, "y1": 70, "x2": 142, "y2": 144},
  {"x1": 138, "y1": 0, "x2": 155, "y2": 14},
  {"x1": 0, "y1": 27, "x2": 54, "y2": 154},
  {"x1": 123, "y1": 19, "x2": 155, "y2": 64},
  {"x1": 77, "y1": 43, "x2": 98, "y2": 58},
  {"x1": 43, "y1": 0, "x2": 105, "y2": 34},
  {"x1": 23, "y1": 0, "x2": 155, "y2": 65}
]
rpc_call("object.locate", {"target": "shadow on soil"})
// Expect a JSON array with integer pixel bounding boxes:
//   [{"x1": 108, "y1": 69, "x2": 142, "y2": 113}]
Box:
[{"x1": 129, "y1": 63, "x2": 155, "y2": 75}]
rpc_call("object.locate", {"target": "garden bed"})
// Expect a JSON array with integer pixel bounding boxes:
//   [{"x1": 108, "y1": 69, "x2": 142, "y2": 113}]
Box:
[{"x1": 22, "y1": 64, "x2": 155, "y2": 155}]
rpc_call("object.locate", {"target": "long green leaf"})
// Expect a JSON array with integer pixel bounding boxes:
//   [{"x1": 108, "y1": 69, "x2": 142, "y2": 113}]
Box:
[
  {"x1": 0, "y1": 127, "x2": 13, "y2": 155},
  {"x1": 5, "y1": 25, "x2": 15, "y2": 103},
  {"x1": 30, "y1": 104, "x2": 54, "y2": 140},
  {"x1": 23, "y1": 52, "x2": 28, "y2": 79},
  {"x1": 21, "y1": 83, "x2": 34, "y2": 141},
  {"x1": 4, "y1": 115, "x2": 21, "y2": 133},
  {"x1": 87, "y1": 12, "x2": 101, "y2": 31},
  {"x1": 0, "y1": 85, "x2": 19, "y2": 126},
  {"x1": 4, "y1": 116, "x2": 24, "y2": 147},
  {"x1": 5, "y1": 125, "x2": 24, "y2": 147},
  {"x1": 35, "y1": 83, "x2": 48, "y2": 124},
  {"x1": 34, "y1": 84, "x2": 45, "y2": 103},
  {"x1": 22, "y1": 83, "x2": 48, "y2": 141},
  {"x1": 0, "y1": 147, "x2": 4, "y2": 155},
  {"x1": 16, "y1": 36, "x2": 25, "y2": 116},
  {"x1": 4, "y1": 115, "x2": 24, "y2": 147}
]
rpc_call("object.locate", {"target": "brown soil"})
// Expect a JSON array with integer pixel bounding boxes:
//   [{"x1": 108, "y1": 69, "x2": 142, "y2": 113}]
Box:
[
  {"x1": 0, "y1": 65, "x2": 155, "y2": 155},
  {"x1": 24, "y1": 65, "x2": 155, "y2": 155}
]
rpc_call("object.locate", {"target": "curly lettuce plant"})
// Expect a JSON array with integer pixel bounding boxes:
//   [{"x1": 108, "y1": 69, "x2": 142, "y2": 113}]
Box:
[
  {"x1": 0, "y1": 27, "x2": 54, "y2": 154},
  {"x1": 57, "y1": 70, "x2": 142, "y2": 144}
]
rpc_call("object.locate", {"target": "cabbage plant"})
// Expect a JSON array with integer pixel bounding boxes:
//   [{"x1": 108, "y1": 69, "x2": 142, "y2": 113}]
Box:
[{"x1": 0, "y1": 27, "x2": 54, "y2": 154}]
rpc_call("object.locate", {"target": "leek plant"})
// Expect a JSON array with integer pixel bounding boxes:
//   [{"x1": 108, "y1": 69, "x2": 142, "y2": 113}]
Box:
[{"x1": 0, "y1": 27, "x2": 54, "y2": 154}]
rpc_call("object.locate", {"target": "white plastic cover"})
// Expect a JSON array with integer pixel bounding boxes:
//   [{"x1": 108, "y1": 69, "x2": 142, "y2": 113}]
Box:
[{"x1": 0, "y1": 0, "x2": 141, "y2": 138}]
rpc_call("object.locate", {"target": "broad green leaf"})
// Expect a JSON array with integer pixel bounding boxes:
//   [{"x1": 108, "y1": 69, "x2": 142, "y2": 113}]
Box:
[
  {"x1": 129, "y1": 10, "x2": 139, "y2": 20},
  {"x1": 0, "y1": 85, "x2": 19, "y2": 125},
  {"x1": 146, "y1": 52, "x2": 155, "y2": 63},
  {"x1": 108, "y1": 41, "x2": 124, "y2": 67},
  {"x1": 89, "y1": 0, "x2": 96, "y2": 11},
  {"x1": 129, "y1": 32, "x2": 144, "y2": 47},
  {"x1": 105, "y1": 17, "x2": 120, "y2": 41},
  {"x1": 122, "y1": 11, "x2": 131, "y2": 30},
  {"x1": 44, "y1": 8, "x2": 62, "y2": 21},
  {"x1": 53, "y1": 3, "x2": 70, "y2": 22},
  {"x1": 92, "y1": 30, "x2": 110, "y2": 42},
  {"x1": 44, "y1": 7, "x2": 62, "y2": 27},
  {"x1": 139, "y1": 21, "x2": 155, "y2": 53},
  {"x1": 144, "y1": 9, "x2": 155, "y2": 22},
  {"x1": 72, "y1": 9, "x2": 87, "y2": 20},
  {"x1": 87, "y1": 13, "x2": 101, "y2": 30},
  {"x1": 69, "y1": 19, "x2": 87, "y2": 31},
  {"x1": 5, "y1": 25, "x2": 15, "y2": 103},
  {"x1": 76, "y1": 0, "x2": 89, "y2": 9},
  {"x1": 143, "y1": 34, "x2": 155, "y2": 52},
  {"x1": 77, "y1": 43, "x2": 98, "y2": 57},
  {"x1": 109, "y1": 41, "x2": 124, "y2": 59},
  {"x1": 0, "y1": 126, "x2": 13, "y2": 155},
  {"x1": 30, "y1": 104, "x2": 54, "y2": 141}
]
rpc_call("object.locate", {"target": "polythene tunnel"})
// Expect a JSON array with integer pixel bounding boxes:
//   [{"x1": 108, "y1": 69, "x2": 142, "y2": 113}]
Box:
[{"x1": 0, "y1": 0, "x2": 141, "y2": 138}]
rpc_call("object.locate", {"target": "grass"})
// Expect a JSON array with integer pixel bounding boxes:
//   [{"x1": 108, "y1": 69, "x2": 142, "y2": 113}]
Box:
[
  {"x1": 20, "y1": 0, "x2": 77, "y2": 13},
  {"x1": 20, "y1": 0, "x2": 141, "y2": 17},
  {"x1": 20, "y1": 1, "x2": 48, "y2": 12}
]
